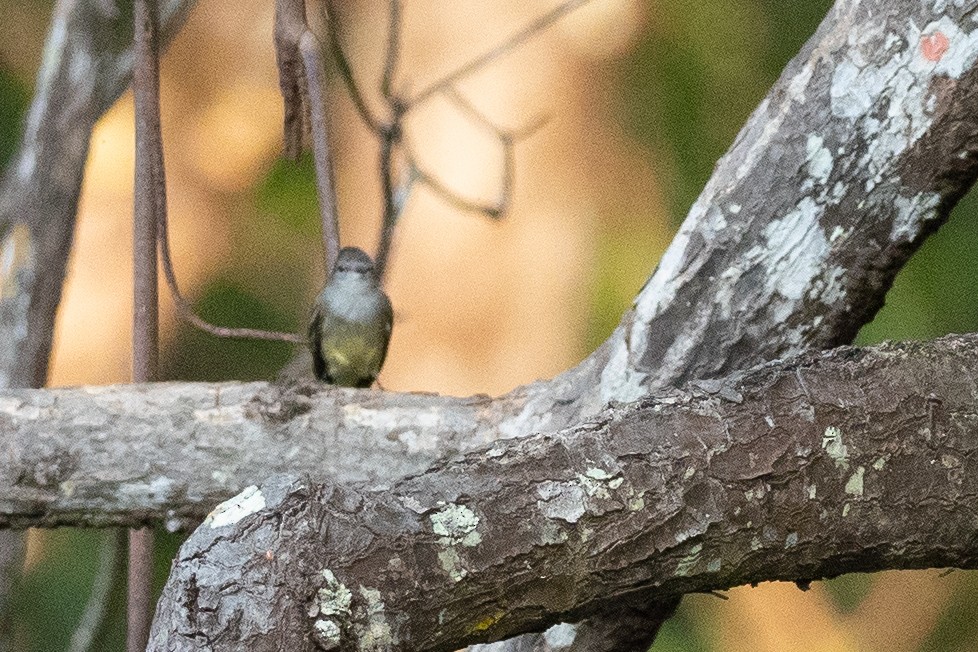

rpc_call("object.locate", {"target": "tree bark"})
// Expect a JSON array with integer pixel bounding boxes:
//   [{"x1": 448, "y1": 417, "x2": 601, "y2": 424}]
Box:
[{"x1": 145, "y1": 333, "x2": 978, "y2": 651}]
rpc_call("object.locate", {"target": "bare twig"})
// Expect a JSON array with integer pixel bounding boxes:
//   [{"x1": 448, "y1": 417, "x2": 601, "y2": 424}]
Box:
[
  {"x1": 381, "y1": 0, "x2": 402, "y2": 104},
  {"x1": 408, "y1": 0, "x2": 593, "y2": 106},
  {"x1": 299, "y1": 30, "x2": 341, "y2": 273},
  {"x1": 156, "y1": 193, "x2": 306, "y2": 343},
  {"x1": 321, "y1": 1, "x2": 381, "y2": 131},
  {"x1": 68, "y1": 531, "x2": 123, "y2": 652},
  {"x1": 130, "y1": 0, "x2": 162, "y2": 648}
]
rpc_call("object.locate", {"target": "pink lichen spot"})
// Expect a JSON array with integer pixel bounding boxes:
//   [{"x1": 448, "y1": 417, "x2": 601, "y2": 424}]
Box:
[{"x1": 921, "y1": 31, "x2": 950, "y2": 62}]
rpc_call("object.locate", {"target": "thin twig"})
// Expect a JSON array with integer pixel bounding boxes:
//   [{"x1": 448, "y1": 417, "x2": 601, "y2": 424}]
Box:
[
  {"x1": 375, "y1": 129, "x2": 400, "y2": 277},
  {"x1": 408, "y1": 0, "x2": 594, "y2": 106},
  {"x1": 68, "y1": 531, "x2": 123, "y2": 652},
  {"x1": 130, "y1": 0, "x2": 161, "y2": 649},
  {"x1": 381, "y1": 0, "x2": 402, "y2": 103},
  {"x1": 155, "y1": 187, "x2": 306, "y2": 343},
  {"x1": 299, "y1": 29, "x2": 341, "y2": 273},
  {"x1": 273, "y1": 0, "x2": 307, "y2": 160},
  {"x1": 321, "y1": 0, "x2": 381, "y2": 131}
]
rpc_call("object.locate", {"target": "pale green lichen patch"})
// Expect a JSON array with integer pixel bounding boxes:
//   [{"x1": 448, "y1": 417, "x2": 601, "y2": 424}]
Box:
[
  {"x1": 311, "y1": 570, "x2": 353, "y2": 648},
  {"x1": 585, "y1": 467, "x2": 614, "y2": 480},
  {"x1": 357, "y1": 586, "x2": 394, "y2": 650},
  {"x1": 751, "y1": 536, "x2": 762, "y2": 551},
  {"x1": 872, "y1": 455, "x2": 888, "y2": 471},
  {"x1": 806, "y1": 484, "x2": 817, "y2": 499},
  {"x1": 706, "y1": 558, "x2": 722, "y2": 573},
  {"x1": 316, "y1": 570, "x2": 353, "y2": 617},
  {"x1": 675, "y1": 543, "x2": 703, "y2": 576},
  {"x1": 842, "y1": 503, "x2": 851, "y2": 517},
  {"x1": 540, "y1": 521, "x2": 568, "y2": 545},
  {"x1": 537, "y1": 481, "x2": 587, "y2": 523},
  {"x1": 438, "y1": 547, "x2": 466, "y2": 582},
  {"x1": 785, "y1": 532, "x2": 799, "y2": 548},
  {"x1": 576, "y1": 473, "x2": 612, "y2": 500},
  {"x1": 430, "y1": 503, "x2": 481, "y2": 546},
  {"x1": 206, "y1": 485, "x2": 264, "y2": 528},
  {"x1": 313, "y1": 619, "x2": 341, "y2": 647},
  {"x1": 845, "y1": 466, "x2": 865, "y2": 496},
  {"x1": 822, "y1": 426, "x2": 850, "y2": 470}
]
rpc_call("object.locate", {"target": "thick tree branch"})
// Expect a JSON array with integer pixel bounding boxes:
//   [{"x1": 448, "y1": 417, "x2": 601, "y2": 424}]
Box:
[{"x1": 145, "y1": 333, "x2": 978, "y2": 651}]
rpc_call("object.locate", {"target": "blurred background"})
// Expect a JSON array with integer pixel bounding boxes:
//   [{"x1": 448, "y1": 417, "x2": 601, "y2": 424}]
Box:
[{"x1": 1, "y1": 0, "x2": 977, "y2": 650}]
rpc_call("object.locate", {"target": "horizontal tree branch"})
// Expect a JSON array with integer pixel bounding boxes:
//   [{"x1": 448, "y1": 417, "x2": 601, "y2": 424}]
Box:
[{"x1": 146, "y1": 332, "x2": 978, "y2": 651}]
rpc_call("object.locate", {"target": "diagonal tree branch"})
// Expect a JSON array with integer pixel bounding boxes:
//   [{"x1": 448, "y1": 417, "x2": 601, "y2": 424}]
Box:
[{"x1": 143, "y1": 333, "x2": 978, "y2": 651}]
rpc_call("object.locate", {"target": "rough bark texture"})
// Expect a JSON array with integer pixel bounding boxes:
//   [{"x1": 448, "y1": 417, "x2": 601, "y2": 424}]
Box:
[{"x1": 144, "y1": 334, "x2": 978, "y2": 652}]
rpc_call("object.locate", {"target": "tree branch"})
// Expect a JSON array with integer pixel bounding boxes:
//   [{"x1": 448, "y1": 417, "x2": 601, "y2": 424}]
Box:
[
  {"x1": 0, "y1": 0, "x2": 196, "y2": 389},
  {"x1": 143, "y1": 333, "x2": 978, "y2": 651}
]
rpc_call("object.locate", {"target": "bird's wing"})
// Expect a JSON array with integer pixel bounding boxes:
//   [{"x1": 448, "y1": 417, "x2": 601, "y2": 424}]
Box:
[{"x1": 308, "y1": 301, "x2": 327, "y2": 381}]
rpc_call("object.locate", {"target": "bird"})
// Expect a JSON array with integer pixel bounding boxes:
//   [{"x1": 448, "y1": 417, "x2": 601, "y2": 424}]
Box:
[{"x1": 308, "y1": 247, "x2": 393, "y2": 388}]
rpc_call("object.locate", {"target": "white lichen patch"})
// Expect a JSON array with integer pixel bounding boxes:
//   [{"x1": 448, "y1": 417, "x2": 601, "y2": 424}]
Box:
[
  {"x1": 822, "y1": 426, "x2": 850, "y2": 470},
  {"x1": 891, "y1": 192, "x2": 941, "y2": 242},
  {"x1": 806, "y1": 484, "x2": 817, "y2": 500},
  {"x1": 430, "y1": 504, "x2": 481, "y2": 546},
  {"x1": 832, "y1": 17, "x2": 978, "y2": 193},
  {"x1": 438, "y1": 547, "x2": 466, "y2": 582},
  {"x1": 751, "y1": 536, "x2": 762, "y2": 551},
  {"x1": 206, "y1": 485, "x2": 264, "y2": 528},
  {"x1": 873, "y1": 455, "x2": 889, "y2": 471},
  {"x1": 785, "y1": 532, "x2": 799, "y2": 548},
  {"x1": 121, "y1": 477, "x2": 177, "y2": 509},
  {"x1": 537, "y1": 481, "x2": 587, "y2": 523},
  {"x1": 706, "y1": 558, "x2": 722, "y2": 573},
  {"x1": 805, "y1": 134, "x2": 834, "y2": 185},
  {"x1": 845, "y1": 466, "x2": 866, "y2": 496},
  {"x1": 842, "y1": 503, "x2": 851, "y2": 517},
  {"x1": 757, "y1": 197, "x2": 832, "y2": 322},
  {"x1": 675, "y1": 543, "x2": 703, "y2": 577}
]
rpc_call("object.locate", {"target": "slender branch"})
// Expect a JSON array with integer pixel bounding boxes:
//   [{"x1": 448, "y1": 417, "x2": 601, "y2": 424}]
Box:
[
  {"x1": 130, "y1": 0, "x2": 162, "y2": 648},
  {"x1": 275, "y1": 0, "x2": 341, "y2": 274},
  {"x1": 408, "y1": 0, "x2": 594, "y2": 107},
  {"x1": 300, "y1": 30, "x2": 342, "y2": 273},
  {"x1": 156, "y1": 203, "x2": 306, "y2": 343},
  {"x1": 321, "y1": 0, "x2": 382, "y2": 132},
  {"x1": 67, "y1": 531, "x2": 123, "y2": 652},
  {"x1": 381, "y1": 0, "x2": 402, "y2": 103},
  {"x1": 375, "y1": 127, "x2": 400, "y2": 278}
]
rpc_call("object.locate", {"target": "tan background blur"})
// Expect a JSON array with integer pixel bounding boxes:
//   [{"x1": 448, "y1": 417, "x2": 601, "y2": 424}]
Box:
[{"x1": 2, "y1": 0, "x2": 978, "y2": 650}]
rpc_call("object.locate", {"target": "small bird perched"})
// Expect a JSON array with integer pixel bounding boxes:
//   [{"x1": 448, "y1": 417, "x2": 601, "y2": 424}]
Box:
[{"x1": 309, "y1": 247, "x2": 393, "y2": 388}]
